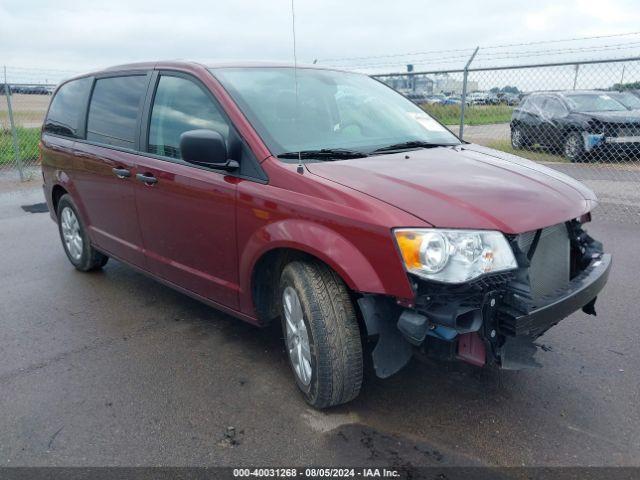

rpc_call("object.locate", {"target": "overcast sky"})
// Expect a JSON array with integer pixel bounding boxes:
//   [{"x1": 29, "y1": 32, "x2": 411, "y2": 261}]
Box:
[{"x1": 1, "y1": 0, "x2": 640, "y2": 80}]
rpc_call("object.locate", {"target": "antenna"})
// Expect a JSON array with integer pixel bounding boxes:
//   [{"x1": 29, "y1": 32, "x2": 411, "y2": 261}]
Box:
[{"x1": 290, "y1": 0, "x2": 304, "y2": 174}]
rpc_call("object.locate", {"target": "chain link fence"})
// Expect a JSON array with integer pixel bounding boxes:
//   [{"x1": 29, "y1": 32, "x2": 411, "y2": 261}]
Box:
[
  {"x1": 1, "y1": 66, "x2": 77, "y2": 182},
  {"x1": 1, "y1": 59, "x2": 639, "y2": 221},
  {"x1": 373, "y1": 57, "x2": 640, "y2": 222}
]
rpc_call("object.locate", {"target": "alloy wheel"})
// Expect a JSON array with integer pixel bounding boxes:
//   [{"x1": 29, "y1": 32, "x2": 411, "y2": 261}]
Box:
[
  {"x1": 60, "y1": 206, "x2": 83, "y2": 261},
  {"x1": 564, "y1": 134, "x2": 581, "y2": 161},
  {"x1": 283, "y1": 286, "x2": 312, "y2": 386},
  {"x1": 511, "y1": 128, "x2": 523, "y2": 149}
]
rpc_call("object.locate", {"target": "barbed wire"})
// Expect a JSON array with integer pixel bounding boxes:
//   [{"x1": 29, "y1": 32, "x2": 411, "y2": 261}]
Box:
[
  {"x1": 320, "y1": 47, "x2": 478, "y2": 64},
  {"x1": 320, "y1": 31, "x2": 640, "y2": 65},
  {"x1": 343, "y1": 42, "x2": 640, "y2": 71},
  {"x1": 3, "y1": 66, "x2": 82, "y2": 74}
]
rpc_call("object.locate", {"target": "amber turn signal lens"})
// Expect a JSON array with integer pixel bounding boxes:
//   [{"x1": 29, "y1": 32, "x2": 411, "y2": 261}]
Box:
[{"x1": 394, "y1": 231, "x2": 423, "y2": 269}]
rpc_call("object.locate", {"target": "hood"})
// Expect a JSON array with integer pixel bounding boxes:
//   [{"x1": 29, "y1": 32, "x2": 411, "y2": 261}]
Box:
[
  {"x1": 575, "y1": 110, "x2": 640, "y2": 123},
  {"x1": 306, "y1": 143, "x2": 597, "y2": 234}
]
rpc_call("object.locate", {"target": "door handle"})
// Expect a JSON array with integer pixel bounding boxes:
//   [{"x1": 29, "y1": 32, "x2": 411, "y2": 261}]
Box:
[
  {"x1": 112, "y1": 167, "x2": 131, "y2": 179},
  {"x1": 136, "y1": 172, "x2": 158, "y2": 185}
]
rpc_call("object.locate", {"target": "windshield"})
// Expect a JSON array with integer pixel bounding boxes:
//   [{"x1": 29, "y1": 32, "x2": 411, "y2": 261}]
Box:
[
  {"x1": 610, "y1": 92, "x2": 640, "y2": 110},
  {"x1": 211, "y1": 67, "x2": 460, "y2": 157},
  {"x1": 564, "y1": 93, "x2": 627, "y2": 112}
]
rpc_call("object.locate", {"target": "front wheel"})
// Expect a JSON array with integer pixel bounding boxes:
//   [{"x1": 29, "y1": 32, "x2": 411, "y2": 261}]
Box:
[
  {"x1": 511, "y1": 125, "x2": 528, "y2": 150},
  {"x1": 563, "y1": 132, "x2": 586, "y2": 163},
  {"x1": 57, "y1": 194, "x2": 109, "y2": 271},
  {"x1": 280, "y1": 261, "x2": 363, "y2": 409}
]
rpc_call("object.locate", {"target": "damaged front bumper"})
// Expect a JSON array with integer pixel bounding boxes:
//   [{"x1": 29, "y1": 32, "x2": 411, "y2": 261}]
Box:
[
  {"x1": 498, "y1": 254, "x2": 611, "y2": 337},
  {"x1": 358, "y1": 221, "x2": 611, "y2": 378},
  {"x1": 497, "y1": 254, "x2": 610, "y2": 369}
]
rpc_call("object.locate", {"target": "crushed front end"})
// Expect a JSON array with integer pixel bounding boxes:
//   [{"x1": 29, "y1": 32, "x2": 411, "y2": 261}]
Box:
[{"x1": 358, "y1": 218, "x2": 611, "y2": 377}]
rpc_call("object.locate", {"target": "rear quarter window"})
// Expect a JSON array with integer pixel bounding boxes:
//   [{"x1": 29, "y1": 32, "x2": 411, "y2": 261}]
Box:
[
  {"x1": 86, "y1": 75, "x2": 148, "y2": 149},
  {"x1": 44, "y1": 77, "x2": 92, "y2": 138}
]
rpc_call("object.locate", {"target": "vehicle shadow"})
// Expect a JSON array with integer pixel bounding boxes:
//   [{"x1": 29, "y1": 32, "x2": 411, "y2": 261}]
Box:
[
  {"x1": 93, "y1": 259, "x2": 624, "y2": 467},
  {"x1": 100, "y1": 257, "x2": 536, "y2": 408}
]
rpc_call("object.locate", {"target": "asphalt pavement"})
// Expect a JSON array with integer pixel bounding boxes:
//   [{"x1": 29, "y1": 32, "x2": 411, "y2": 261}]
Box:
[{"x1": 0, "y1": 181, "x2": 638, "y2": 468}]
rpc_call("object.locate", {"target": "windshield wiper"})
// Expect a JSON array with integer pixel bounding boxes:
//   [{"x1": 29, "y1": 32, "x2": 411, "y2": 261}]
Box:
[
  {"x1": 278, "y1": 148, "x2": 368, "y2": 160},
  {"x1": 371, "y1": 140, "x2": 455, "y2": 153}
]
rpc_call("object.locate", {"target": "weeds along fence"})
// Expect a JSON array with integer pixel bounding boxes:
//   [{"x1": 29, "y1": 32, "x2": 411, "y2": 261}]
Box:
[{"x1": 372, "y1": 56, "x2": 640, "y2": 221}]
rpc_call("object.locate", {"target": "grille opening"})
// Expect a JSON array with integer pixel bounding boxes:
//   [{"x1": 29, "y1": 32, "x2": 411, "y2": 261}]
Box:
[{"x1": 518, "y1": 223, "x2": 570, "y2": 302}]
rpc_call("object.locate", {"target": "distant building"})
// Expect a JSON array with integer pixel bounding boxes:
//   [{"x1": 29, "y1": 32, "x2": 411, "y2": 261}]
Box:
[
  {"x1": 381, "y1": 73, "x2": 477, "y2": 96},
  {"x1": 381, "y1": 74, "x2": 433, "y2": 94},
  {"x1": 414, "y1": 75, "x2": 433, "y2": 94},
  {"x1": 381, "y1": 75, "x2": 410, "y2": 91},
  {"x1": 432, "y1": 74, "x2": 478, "y2": 95}
]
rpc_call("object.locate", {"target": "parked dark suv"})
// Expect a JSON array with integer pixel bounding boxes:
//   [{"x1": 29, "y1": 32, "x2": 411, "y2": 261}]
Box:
[
  {"x1": 510, "y1": 90, "x2": 640, "y2": 162},
  {"x1": 41, "y1": 62, "x2": 611, "y2": 408}
]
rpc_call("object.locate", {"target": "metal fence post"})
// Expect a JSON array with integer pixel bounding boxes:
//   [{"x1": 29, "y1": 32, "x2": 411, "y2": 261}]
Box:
[
  {"x1": 459, "y1": 47, "x2": 479, "y2": 139},
  {"x1": 3, "y1": 66, "x2": 25, "y2": 181},
  {"x1": 572, "y1": 64, "x2": 580, "y2": 90}
]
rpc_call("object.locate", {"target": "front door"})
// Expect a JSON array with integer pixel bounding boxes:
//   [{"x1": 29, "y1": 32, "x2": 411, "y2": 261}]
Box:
[{"x1": 133, "y1": 73, "x2": 239, "y2": 309}]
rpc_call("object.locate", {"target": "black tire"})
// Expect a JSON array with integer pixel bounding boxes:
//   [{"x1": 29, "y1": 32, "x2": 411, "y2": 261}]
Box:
[
  {"x1": 510, "y1": 125, "x2": 528, "y2": 150},
  {"x1": 56, "y1": 194, "x2": 109, "y2": 271},
  {"x1": 563, "y1": 131, "x2": 586, "y2": 163},
  {"x1": 280, "y1": 261, "x2": 363, "y2": 409}
]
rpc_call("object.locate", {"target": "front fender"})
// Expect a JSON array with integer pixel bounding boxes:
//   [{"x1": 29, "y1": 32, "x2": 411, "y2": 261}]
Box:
[{"x1": 239, "y1": 219, "x2": 401, "y2": 315}]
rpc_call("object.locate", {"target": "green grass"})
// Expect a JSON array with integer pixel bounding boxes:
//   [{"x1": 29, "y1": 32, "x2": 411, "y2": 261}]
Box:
[
  {"x1": 0, "y1": 127, "x2": 40, "y2": 166},
  {"x1": 485, "y1": 139, "x2": 568, "y2": 163},
  {"x1": 421, "y1": 103, "x2": 514, "y2": 126}
]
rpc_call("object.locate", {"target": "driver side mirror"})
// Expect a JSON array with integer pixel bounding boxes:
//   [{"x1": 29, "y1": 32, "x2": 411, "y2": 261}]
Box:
[{"x1": 179, "y1": 129, "x2": 239, "y2": 171}]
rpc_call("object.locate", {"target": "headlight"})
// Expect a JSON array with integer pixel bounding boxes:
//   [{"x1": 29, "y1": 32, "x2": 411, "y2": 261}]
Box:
[{"x1": 394, "y1": 228, "x2": 517, "y2": 283}]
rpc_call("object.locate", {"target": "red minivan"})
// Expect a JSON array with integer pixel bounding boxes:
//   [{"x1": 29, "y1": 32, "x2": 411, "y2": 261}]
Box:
[{"x1": 41, "y1": 61, "x2": 611, "y2": 408}]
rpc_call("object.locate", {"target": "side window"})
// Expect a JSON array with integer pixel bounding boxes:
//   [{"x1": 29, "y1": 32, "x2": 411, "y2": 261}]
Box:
[
  {"x1": 527, "y1": 96, "x2": 544, "y2": 115},
  {"x1": 86, "y1": 75, "x2": 147, "y2": 148},
  {"x1": 544, "y1": 98, "x2": 566, "y2": 117},
  {"x1": 44, "y1": 77, "x2": 92, "y2": 138},
  {"x1": 518, "y1": 97, "x2": 531, "y2": 111},
  {"x1": 148, "y1": 75, "x2": 230, "y2": 159}
]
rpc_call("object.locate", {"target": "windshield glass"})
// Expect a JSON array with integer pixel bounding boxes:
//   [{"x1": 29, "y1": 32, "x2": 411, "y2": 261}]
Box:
[
  {"x1": 211, "y1": 67, "x2": 460, "y2": 157},
  {"x1": 610, "y1": 92, "x2": 640, "y2": 110},
  {"x1": 564, "y1": 93, "x2": 627, "y2": 112}
]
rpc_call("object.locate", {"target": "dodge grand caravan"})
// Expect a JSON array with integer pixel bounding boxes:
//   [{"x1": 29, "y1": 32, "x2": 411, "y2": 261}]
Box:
[{"x1": 41, "y1": 61, "x2": 611, "y2": 408}]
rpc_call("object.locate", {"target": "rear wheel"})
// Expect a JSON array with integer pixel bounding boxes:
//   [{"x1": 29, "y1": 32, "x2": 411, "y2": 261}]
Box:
[
  {"x1": 280, "y1": 261, "x2": 363, "y2": 409},
  {"x1": 563, "y1": 132, "x2": 586, "y2": 163},
  {"x1": 57, "y1": 194, "x2": 109, "y2": 271}
]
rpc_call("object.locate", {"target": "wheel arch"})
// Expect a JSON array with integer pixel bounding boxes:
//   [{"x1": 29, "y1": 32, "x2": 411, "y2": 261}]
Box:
[
  {"x1": 48, "y1": 172, "x2": 92, "y2": 229},
  {"x1": 51, "y1": 184, "x2": 68, "y2": 218},
  {"x1": 251, "y1": 247, "x2": 326, "y2": 324},
  {"x1": 242, "y1": 220, "x2": 389, "y2": 323}
]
